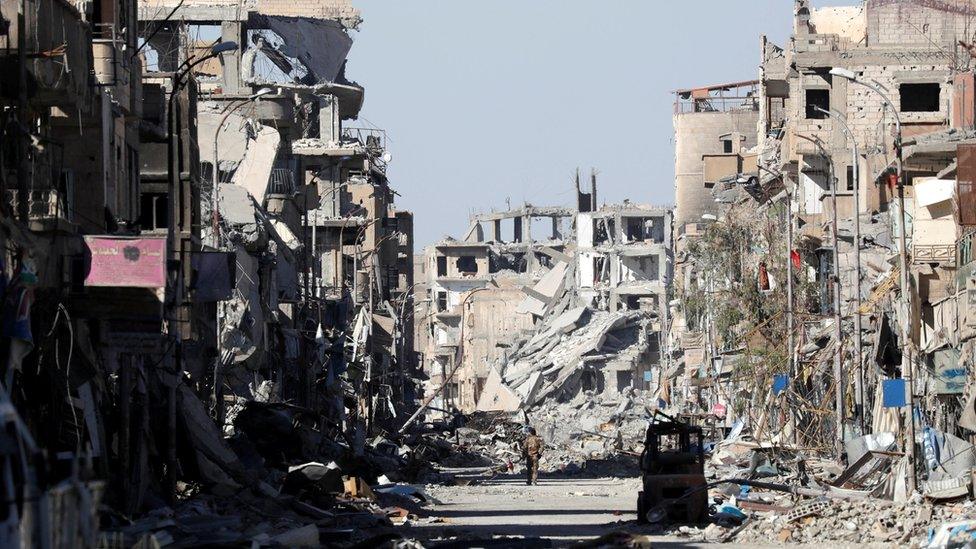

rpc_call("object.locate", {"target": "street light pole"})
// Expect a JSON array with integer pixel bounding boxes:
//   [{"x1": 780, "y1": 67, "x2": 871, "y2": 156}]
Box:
[
  {"x1": 815, "y1": 106, "x2": 865, "y2": 431},
  {"x1": 796, "y1": 132, "x2": 845, "y2": 459},
  {"x1": 164, "y1": 41, "x2": 237, "y2": 500},
  {"x1": 830, "y1": 67, "x2": 915, "y2": 492}
]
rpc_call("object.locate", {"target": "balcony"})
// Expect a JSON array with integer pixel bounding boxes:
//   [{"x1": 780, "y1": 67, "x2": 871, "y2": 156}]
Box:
[
  {"x1": 959, "y1": 230, "x2": 975, "y2": 268},
  {"x1": 914, "y1": 244, "x2": 957, "y2": 267},
  {"x1": 267, "y1": 168, "x2": 297, "y2": 197},
  {"x1": 92, "y1": 24, "x2": 137, "y2": 115},
  {"x1": 6, "y1": 188, "x2": 75, "y2": 231},
  {"x1": 674, "y1": 80, "x2": 760, "y2": 114},
  {"x1": 342, "y1": 127, "x2": 389, "y2": 174}
]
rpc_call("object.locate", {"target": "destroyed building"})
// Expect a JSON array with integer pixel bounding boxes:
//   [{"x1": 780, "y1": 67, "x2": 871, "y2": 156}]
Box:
[
  {"x1": 419, "y1": 205, "x2": 574, "y2": 412},
  {"x1": 416, "y1": 179, "x2": 674, "y2": 417},
  {"x1": 0, "y1": 0, "x2": 420, "y2": 543},
  {"x1": 668, "y1": 0, "x2": 976, "y2": 507}
]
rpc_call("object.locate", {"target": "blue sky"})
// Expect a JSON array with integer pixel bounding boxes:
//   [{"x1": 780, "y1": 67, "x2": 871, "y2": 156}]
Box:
[{"x1": 347, "y1": 1, "x2": 853, "y2": 246}]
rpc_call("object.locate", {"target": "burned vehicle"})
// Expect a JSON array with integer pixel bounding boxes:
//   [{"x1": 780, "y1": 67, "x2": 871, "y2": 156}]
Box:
[{"x1": 636, "y1": 412, "x2": 708, "y2": 524}]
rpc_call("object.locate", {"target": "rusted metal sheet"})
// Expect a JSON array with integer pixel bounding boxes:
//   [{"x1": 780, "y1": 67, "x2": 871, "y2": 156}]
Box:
[
  {"x1": 953, "y1": 73, "x2": 975, "y2": 129},
  {"x1": 958, "y1": 145, "x2": 976, "y2": 226}
]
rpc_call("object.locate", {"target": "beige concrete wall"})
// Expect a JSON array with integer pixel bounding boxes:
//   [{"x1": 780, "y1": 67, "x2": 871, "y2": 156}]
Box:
[
  {"x1": 866, "y1": 0, "x2": 976, "y2": 48},
  {"x1": 456, "y1": 284, "x2": 534, "y2": 412},
  {"x1": 673, "y1": 110, "x2": 759, "y2": 230}
]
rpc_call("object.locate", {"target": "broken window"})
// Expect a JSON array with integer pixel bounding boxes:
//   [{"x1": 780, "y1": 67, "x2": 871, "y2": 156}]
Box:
[
  {"x1": 624, "y1": 217, "x2": 659, "y2": 242},
  {"x1": 592, "y1": 256, "x2": 608, "y2": 284},
  {"x1": 495, "y1": 252, "x2": 525, "y2": 273},
  {"x1": 616, "y1": 371, "x2": 634, "y2": 391},
  {"x1": 513, "y1": 217, "x2": 523, "y2": 243},
  {"x1": 622, "y1": 255, "x2": 659, "y2": 282},
  {"x1": 816, "y1": 249, "x2": 835, "y2": 315},
  {"x1": 436, "y1": 292, "x2": 447, "y2": 312},
  {"x1": 456, "y1": 255, "x2": 478, "y2": 275},
  {"x1": 139, "y1": 192, "x2": 168, "y2": 230},
  {"x1": 722, "y1": 139, "x2": 734, "y2": 154},
  {"x1": 513, "y1": 253, "x2": 527, "y2": 273},
  {"x1": 580, "y1": 370, "x2": 604, "y2": 393},
  {"x1": 625, "y1": 218, "x2": 646, "y2": 242},
  {"x1": 805, "y1": 89, "x2": 829, "y2": 119},
  {"x1": 900, "y1": 83, "x2": 940, "y2": 113},
  {"x1": 846, "y1": 165, "x2": 855, "y2": 192},
  {"x1": 436, "y1": 256, "x2": 447, "y2": 277},
  {"x1": 593, "y1": 217, "x2": 615, "y2": 245}
]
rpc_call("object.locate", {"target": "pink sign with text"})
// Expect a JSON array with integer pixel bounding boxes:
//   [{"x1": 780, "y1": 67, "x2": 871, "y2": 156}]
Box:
[{"x1": 84, "y1": 237, "x2": 166, "y2": 288}]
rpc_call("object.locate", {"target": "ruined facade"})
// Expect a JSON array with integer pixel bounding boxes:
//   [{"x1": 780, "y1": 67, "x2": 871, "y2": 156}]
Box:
[
  {"x1": 0, "y1": 0, "x2": 418, "y2": 542},
  {"x1": 416, "y1": 181, "x2": 673, "y2": 415},
  {"x1": 669, "y1": 0, "x2": 976, "y2": 499}
]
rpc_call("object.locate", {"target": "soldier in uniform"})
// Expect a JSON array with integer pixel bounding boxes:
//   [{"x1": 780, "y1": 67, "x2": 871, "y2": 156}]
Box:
[{"x1": 523, "y1": 427, "x2": 544, "y2": 485}]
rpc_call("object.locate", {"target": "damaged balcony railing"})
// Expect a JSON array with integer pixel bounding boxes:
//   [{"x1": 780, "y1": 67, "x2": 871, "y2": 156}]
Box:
[
  {"x1": 343, "y1": 127, "x2": 386, "y2": 151},
  {"x1": 5, "y1": 189, "x2": 72, "y2": 223},
  {"x1": 673, "y1": 80, "x2": 760, "y2": 114},
  {"x1": 914, "y1": 244, "x2": 957, "y2": 267},
  {"x1": 960, "y1": 229, "x2": 976, "y2": 267},
  {"x1": 267, "y1": 168, "x2": 296, "y2": 196},
  {"x1": 343, "y1": 127, "x2": 388, "y2": 172}
]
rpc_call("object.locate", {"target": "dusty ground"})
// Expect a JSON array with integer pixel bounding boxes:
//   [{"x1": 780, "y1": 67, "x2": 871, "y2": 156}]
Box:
[
  {"x1": 415, "y1": 474, "x2": 640, "y2": 542},
  {"x1": 402, "y1": 473, "x2": 771, "y2": 547},
  {"x1": 399, "y1": 473, "x2": 893, "y2": 548}
]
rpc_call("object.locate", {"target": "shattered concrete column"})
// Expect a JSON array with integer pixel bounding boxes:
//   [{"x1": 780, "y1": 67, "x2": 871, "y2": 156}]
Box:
[
  {"x1": 221, "y1": 22, "x2": 243, "y2": 95},
  {"x1": 316, "y1": 166, "x2": 342, "y2": 217},
  {"x1": 319, "y1": 94, "x2": 340, "y2": 143}
]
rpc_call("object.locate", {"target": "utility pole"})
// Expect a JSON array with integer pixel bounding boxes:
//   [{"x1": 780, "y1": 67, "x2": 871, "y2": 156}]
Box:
[
  {"x1": 785, "y1": 179, "x2": 796, "y2": 445},
  {"x1": 796, "y1": 132, "x2": 844, "y2": 459},
  {"x1": 16, "y1": 5, "x2": 29, "y2": 223},
  {"x1": 894, "y1": 133, "x2": 915, "y2": 493},
  {"x1": 829, "y1": 68, "x2": 914, "y2": 490},
  {"x1": 822, "y1": 107, "x2": 865, "y2": 430},
  {"x1": 828, "y1": 148, "x2": 845, "y2": 460}
]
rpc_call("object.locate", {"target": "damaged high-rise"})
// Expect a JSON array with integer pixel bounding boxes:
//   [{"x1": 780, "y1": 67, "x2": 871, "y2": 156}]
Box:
[
  {"x1": 415, "y1": 175, "x2": 673, "y2": 417},
  {"x1": 0, "y1": 0, "x2": 418, "y2": 543}
]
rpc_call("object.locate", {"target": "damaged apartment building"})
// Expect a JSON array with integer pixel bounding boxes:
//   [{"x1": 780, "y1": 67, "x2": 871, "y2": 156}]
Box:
[
  {"x1": 670, "y1": 0, "x2": 976, "y2": 499},
  {"x1": 0, "y1": 0, "x2": 415, "y2": 543},
  {"x1": 416, "y1": 179, "x2": 673, "y2": 416},
  {"x1": 137, "y1": 0, "x2": 415, "y2": 449}
]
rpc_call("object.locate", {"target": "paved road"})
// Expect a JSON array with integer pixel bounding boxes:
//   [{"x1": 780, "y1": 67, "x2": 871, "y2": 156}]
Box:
[
  {"x1": 417, "y1": 474, "x2": 640, "y2": 543},
  {"x1": 405, "y1": 473, "x2": 760, "y2": 547},
  {"x1": 402, "y1": 474, "x2": 876, "y2": 548}
]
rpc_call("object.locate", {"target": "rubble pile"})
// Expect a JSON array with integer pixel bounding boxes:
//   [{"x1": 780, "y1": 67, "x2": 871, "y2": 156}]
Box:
[
  {"x1": 92, "y1": 399, "x2": 499, "y2": 547},
  {"x1": 725, "y1": 497, "x2": 968, "y2": 546},
  {"x1": 528, "y1": 390, "x2": 651, "y2": 474},
  {"x1": 497, "y1": 306, "x2": 653, "y2": 408}
]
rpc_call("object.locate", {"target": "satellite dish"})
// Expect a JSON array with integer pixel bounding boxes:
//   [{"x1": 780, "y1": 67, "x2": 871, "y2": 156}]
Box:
[{"x1": 382, "y1": 152, "x2": 393, "y2": 163}]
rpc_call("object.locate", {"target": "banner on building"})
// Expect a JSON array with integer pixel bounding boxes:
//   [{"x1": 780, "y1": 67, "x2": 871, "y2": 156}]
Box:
[{"x1": 84, "y1": 237, "x2": 166, "y2": 288}]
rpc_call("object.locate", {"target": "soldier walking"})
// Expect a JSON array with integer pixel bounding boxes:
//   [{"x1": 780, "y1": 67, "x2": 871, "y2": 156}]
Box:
[{"x1": 523, "y1": 427, "x2": 544, "y2": 485}]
